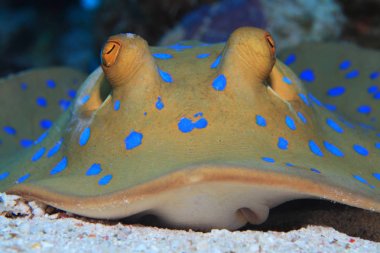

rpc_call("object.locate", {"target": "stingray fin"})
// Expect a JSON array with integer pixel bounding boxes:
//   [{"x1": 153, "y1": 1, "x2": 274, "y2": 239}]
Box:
[{"x1": 0, "y1": 67, "x2": 86, "y2": 158}]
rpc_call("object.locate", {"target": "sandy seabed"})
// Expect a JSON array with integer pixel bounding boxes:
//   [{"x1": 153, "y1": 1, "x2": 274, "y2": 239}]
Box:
[{"x1": 1, "y1": 193, "x2": 379, "y2": 253}]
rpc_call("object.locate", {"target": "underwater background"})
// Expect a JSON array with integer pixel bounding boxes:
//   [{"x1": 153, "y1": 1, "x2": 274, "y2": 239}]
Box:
[{"x1": 0, "y1": 0, "x2": 379, "y2": 76}]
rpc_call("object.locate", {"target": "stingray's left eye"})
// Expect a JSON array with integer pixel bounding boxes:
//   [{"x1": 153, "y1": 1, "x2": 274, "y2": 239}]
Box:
[
  {"x1": 265, "y1": 34, "x2": 276, "y2": 58},
  {"x1": 101, "y1": 41, "x2": 121, "y2": 67}
]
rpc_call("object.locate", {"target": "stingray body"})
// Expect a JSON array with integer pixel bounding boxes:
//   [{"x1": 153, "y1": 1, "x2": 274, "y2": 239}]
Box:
[{"x1": 0, "y1": 27, "x2": 379, "y2": 230}]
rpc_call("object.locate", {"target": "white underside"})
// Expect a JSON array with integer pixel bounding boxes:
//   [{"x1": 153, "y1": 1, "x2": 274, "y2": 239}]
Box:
[{"x1": 84, "y1": 181, "x2": 311, "y2": 230}]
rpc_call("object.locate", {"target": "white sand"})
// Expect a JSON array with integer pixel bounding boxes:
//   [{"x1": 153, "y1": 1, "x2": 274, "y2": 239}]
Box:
[{"x1": 1, "y1": 193, "x2": 379, "y2": 253}]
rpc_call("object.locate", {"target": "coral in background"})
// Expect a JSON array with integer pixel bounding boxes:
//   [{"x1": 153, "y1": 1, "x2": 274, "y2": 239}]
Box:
[
  {"x1": 160, "y1": 0, "x2": 346, "y2": 49},
  {"x1": 160, "y1": 0, "x2": 266, "y2": 44},
  {"x1": 262, "y1": 0, "x2": 345, "y2": 49},
  {"x1": 0, "y1": 0, "x2": 378, "y2": 76}
]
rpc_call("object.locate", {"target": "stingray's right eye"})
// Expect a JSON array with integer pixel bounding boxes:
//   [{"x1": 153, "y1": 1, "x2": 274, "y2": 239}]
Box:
[
  {"x1": 265, "y1": 34, "x2": 276, "y2": 58},
  {"x1": 101, "y1": 41, "x2": 121, "y2": 67}
]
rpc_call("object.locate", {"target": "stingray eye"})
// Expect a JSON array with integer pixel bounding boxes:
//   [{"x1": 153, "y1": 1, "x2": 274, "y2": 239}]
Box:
[
  {"x1": 265, "y1": 34, "x2": 276, "y2": 57},
  {"x1": 101, "y1": 41, "x2": 121, "y2": 67}
]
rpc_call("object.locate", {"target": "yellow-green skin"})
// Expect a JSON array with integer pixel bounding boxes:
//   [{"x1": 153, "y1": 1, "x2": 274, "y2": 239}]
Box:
[{"x1": 0, "y1": 27, "x2": 379, "y2": 230}]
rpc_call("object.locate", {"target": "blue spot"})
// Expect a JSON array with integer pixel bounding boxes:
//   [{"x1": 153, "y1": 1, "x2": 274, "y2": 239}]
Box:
[
  {"x1": 309, "y1": 140, "x2": 323, "y2": 157},
  {"x1": 194, "y1": 112, "x2": 203, "y2": 118},
  {"x1": 262, "y1": 157, "x2": 275, "y2": 163},
  {"x1": 125, "y1": 131, "x2": 143, "y2": 150},
  {"x1": 284, "y1": 54, "x2": 296, "y2": 65},
  {"x1": 298, "y1": 93, "x2": 310, "y2": 106},
  {"x1": 47, "y1": 139, "x2": 63, "y2": 158},
  {"x1": 285, "y1": 116, "x2": 296, "y2": 131},
  {"x1": 345, "y1": 70, "x2": 359, "y2": 79},
  {"x1": 46, "y1": 80, "x2": 56, "y2": 88},
  {"x1": 79, "y1": 128, "x2": 91, "y2": 146},
  {"x1": 367, "y1": 85, "x2": 378, "y2": 94},
  {"x1": 59, "y1": 99, "x2": 71, "y2": 111},
  {"x1": 324, "y1": 104, "x2": 337, "y2": 112},
  {"x1": 297, "y1": 112, "x2": 307, "y2": 124},
  {"x1": 310, "y1": 168, "x2": 321, "y2": 174},
  {"x1": 20, "y1": 83, "x2": 28, "y2": 90},
  {"x1": 370, "y1": 72, "x2": 379, "y2": 80},
  {"x1": 277, "y1": 137, "x2": 288, "y2": 150},
  {"x1": 158, "y1": 68, "x2": 173, "y2": 83},
  {"x1": 339, "y1": 60, "x2": 351, "y2": 70},
  {"x1": 80, "y1": 95, "x2": 90, "y2": 105},
  {"x1": 326, "y1": 118, "x2": 343, "y2": 134},
  {"x1": 168, "y1": 43, "x2": 192, "y2": 51},
  {"x1": 144, "y1": 112, "x2": 147, "y2": 116},
  {"x1": 86, "y1": 163, "x2": 102, "y2": 176},
  {"x1": 357, "y1": 105, "x2": 371, "y2": 115},
  {"x1": 299, "y1": 69, "x2": 315, "y2": 82},
  {"x1": 194, "y1": 118, "x2": 208, "y2": 129},
  {"x1": 152, "y1": 53, "x2": 173, "y2": 60},
  {"x1": 36, "y1": 97, "x2": 47, "y2": 107},
  {"x1": 359, "y1": 123, "x2": 375, "y2": 130},
  {"x1": 3, "y1": 126, "x2": 16, "y2": 135},
  {"x1": 20, "y1": 139, "x2": 34, "y2": 148},
  {"x1": 178, "y1": 118, "x2": 195, "y2": 133},
  {"x1": 327, "y1": 86, "x2": 345, "y2": 97},
  {"x1": 353, "y1": 144, "x2": 369, "y2": 156},
  {"x1": 98, "y1": 174, "x2": 113, "y2": 185},
  {"x1": 373, "y1": 173, "x2": 380, "y2": 181},
  {"x1": 339, "y1": 117, "x2": 355, "y2": 129},
  {"x1": 373, "y1": 92, "x2": 380, "y2": 100},
  {"x1": 50, "y1": 157, "x2": 68, "y2": 175},
  {"x1": 31, "y1": 147, "x2": 45, "y2": 162},
  {"x1": 375, "y1": 142, "x2": 380, "y2": 149},
  {"x1": 34, "y1": 132, "x2": 48, "y2": 145},
  {"x1": 197, "y1": 53, "x2": 210, "y2": 59},
  {"x1": 178, "y1": 116, "x2": 208, "y2": 133},
  {"x1": 40, "y1": 119, "x2": 52, "y2": 129},
  {"x1": 155, "y1": 97, "x2": 164, "y2": 110},
  {"x1": 353, "y1": 175, "x2": 368, "y2": 185},
  {"x1": 323, "y1": 141, "x2": 344, "y2": 157},
  {"x1": 114, "y1": 100, "x2": 121, "y2": 111},
  {"x1": 255, "y1": 115, "x2": 266, "y2": 127},
  {"x1": 211, "y1": 55, "x2": 222, "y2": 68},
  {"x1": 67, "y1": 89, "x2": 77, "y2": 98},
  {"x1": 283, "y1": 76, "x2": 292, "y2": 84},
  {"x1": 308, "y1": 93, "x2": 323, "y2": 106},
  {"x1": 212, "y1": 74, "x2": 227, "y2": 91},
  {"x1": 286, "y1": 163, "x2": 294, "y2": 167},
  {"x1": 0, "y1": 171, "x2": 9, "y2": 180},
  {"x1": 17, "y1": 173, "x2": 30, "y2": 184}
]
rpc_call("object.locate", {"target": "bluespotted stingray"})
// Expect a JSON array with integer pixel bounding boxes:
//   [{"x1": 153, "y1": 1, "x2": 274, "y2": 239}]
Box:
[{"x1": 0, "y1": 27, "x2": 379, "y2": 230}]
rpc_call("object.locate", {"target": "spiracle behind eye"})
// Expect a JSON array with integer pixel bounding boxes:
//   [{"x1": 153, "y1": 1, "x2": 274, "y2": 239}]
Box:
[{"x1": 265, "y1": 34, "x2": 276, "y2": 58}]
